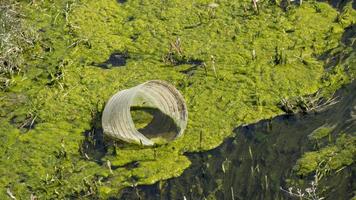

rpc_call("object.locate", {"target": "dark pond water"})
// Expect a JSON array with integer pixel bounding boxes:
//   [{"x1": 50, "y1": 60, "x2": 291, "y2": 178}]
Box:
[
  {"x1": 93, "y1": 51, "x2": 130, "y2": 69},
  {"x1": 117, "y1": 81, "x2": 356, "y2": 200}
]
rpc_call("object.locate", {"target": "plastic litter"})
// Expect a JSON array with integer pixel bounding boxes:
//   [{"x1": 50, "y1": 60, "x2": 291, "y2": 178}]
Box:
[{"x1": 102, "y1": 80, "x2": 188, "y2": 145}]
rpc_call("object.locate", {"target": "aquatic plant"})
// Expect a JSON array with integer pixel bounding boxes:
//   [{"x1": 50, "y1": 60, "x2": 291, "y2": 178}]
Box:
[
  {"x1": 294, "y1": 134, "x2": 355, "y2": 177},
  {"x1": 281, "y1": 174, "x2": 325, "y2": 200},
  {"x1": 336, "y1": 2, "x2": 356, "y2": 28},
  {"x1": 0, "y1": 0, "x2": 354, "y2": 198}
]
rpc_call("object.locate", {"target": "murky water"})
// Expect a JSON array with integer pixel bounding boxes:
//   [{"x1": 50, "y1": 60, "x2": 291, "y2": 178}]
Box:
[{"x1": 118, "y1": 81, "x2": 355, "y2": 200}]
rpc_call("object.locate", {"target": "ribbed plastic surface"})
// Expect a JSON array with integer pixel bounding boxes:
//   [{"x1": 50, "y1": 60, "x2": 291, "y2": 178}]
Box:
[{"x1": 102, "y1": 80, "x2": 188, "y2": 145}]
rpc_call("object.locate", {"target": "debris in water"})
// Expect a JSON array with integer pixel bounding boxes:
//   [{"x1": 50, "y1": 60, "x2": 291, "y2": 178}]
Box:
[{"x1": 102, "y1": 80, "x2": 188, "y2": 146}]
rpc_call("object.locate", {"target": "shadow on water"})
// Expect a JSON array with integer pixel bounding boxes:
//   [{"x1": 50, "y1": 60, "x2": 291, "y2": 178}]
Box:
[
  {"x1": 174, "y1": 59, "x2": 206, "y2": 77},
  {"x1": 79, "y1": 111, "x2": 110, "y2": 165},
  {"x1": 79, "y1": 106, "x2": 180, "y2": 165},
  {"x1": 119, "y1": 81, "x2": 356, "y2": 200},
  {"x1": 131, "y1": 106, "x2": 180, "y2": 142}
]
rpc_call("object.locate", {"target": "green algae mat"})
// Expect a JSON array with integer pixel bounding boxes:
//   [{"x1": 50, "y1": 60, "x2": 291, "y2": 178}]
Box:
[{"x1": 0, "y1": 0, "x2": 355, "y2": 199}]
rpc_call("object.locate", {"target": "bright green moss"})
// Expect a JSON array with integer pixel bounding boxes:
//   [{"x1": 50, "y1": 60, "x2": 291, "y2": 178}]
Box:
[
  {"x1": 308, "y1": 127, "x2": 333, "y2": 140},
  {"x1": 336, "y1": 2, "x2": 356, "y2": 28},
  {"x1": 295, "y1": 134, "x2": 356, "y2": 176},
  {"x1": 0, "y1": 0, "x2": 354, "y2": 198}
]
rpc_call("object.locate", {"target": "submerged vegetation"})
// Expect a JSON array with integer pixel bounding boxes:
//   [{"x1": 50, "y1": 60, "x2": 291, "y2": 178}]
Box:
[
  {"x1": 0, "y1": 0, "x2": 355, "y2": 199},
  {"x1": 295, "y1": 134, "x2": 355, "y2": 177}
]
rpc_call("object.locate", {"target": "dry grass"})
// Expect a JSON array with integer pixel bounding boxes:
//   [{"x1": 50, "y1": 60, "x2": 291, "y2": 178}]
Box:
[
  {"x1": 0, "y1": 0, "x2": 38, "y2": 90},
  {"x1": 279, "y1": 90, "x2": 339, "y2": 114}
]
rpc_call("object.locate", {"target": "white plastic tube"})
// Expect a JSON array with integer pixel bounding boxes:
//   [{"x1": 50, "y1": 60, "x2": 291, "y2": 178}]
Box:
[{"x1": 102, "y1": 80, "x2": 188, "y2": 145}]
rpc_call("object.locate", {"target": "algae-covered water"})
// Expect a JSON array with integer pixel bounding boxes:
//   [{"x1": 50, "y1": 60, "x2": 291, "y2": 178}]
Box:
[
  {"x1": 120, "y1": 81, "x2": 356, "y2": 200},
  {"x1": 0, "y1": 0, "x2": 355, "y2": 199}
]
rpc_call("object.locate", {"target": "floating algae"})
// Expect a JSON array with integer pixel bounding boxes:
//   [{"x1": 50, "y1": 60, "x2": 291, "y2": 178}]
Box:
[{"x1": 0, "y1": 0, "x2": 355, "y2": 199}]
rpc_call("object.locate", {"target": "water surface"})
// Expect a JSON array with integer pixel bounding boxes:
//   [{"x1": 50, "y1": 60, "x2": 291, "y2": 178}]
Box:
[{"x1": 119, "y1": 81, "x2": 356, "y2": 200}]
